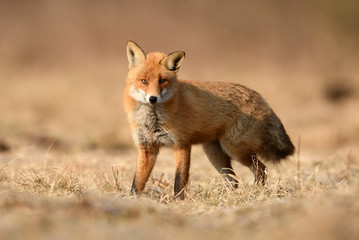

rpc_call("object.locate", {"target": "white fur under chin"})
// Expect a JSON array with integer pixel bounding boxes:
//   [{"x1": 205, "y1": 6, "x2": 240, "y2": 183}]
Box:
[{"x1": 129, "y1": 86, "x2": 174, "y2": 104}]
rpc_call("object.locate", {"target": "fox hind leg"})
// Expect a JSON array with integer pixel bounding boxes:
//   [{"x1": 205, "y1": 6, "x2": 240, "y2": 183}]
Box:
[
  {"x1": 202, "y1": 140, "x2": 239, "y2": 188},
  {"x1": 249, "y1": 155, "x2": 268, "y2": 185},
  {"x1": 235, "y1": 153, "x2": 267, "y2": 185},
  {"x1": 219, "y1": 139, "x2": 268, "y2": 185}
]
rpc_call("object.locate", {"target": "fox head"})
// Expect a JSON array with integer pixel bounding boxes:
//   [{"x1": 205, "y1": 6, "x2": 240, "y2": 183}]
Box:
[{"x1": 126, "y1": 41, "x2": 185, "y2": 105}]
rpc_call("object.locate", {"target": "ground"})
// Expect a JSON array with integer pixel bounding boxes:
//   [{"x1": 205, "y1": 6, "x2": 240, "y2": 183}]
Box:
[{"x1": 0, "y1": 143, "x2": 358, "y2": 240}]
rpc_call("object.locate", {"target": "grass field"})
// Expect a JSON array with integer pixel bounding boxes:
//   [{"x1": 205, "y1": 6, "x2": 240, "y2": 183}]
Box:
[
  {"x1": 1, "y1": 144, "x2": 358, "y2": 239},
  {"x1": 1, "y1": 1, "x2": 359, "y2": 240}
]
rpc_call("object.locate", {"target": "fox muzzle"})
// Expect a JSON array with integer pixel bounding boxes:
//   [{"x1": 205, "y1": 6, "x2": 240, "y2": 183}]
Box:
[{"x1": 149, "y1": 96, "x2": 158, "y2": 104}]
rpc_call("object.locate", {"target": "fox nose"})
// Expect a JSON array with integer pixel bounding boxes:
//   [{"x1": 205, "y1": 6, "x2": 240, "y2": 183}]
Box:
[{"x1": 149, "y1": 96, "x2": 157, "y2": 104}]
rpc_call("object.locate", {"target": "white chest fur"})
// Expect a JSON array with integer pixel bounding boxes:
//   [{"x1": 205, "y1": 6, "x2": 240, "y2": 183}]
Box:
[{"x1": 131, "y1": 104, "x2": 176, "y2": 146}]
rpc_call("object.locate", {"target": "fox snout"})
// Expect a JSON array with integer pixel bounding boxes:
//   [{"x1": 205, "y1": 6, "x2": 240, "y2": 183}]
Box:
[
  {"x1": 149, "y1": 96, "x2": 157, "y2": 104},
  {"x1": 129, "y1": 86, "x2": 175, "y2": 105},
  {"x1": 145, "y1": 93, "x2": 160, "y2": 104}
]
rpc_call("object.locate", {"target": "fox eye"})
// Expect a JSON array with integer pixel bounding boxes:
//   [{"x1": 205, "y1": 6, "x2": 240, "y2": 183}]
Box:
[
  {"x1": 140, "y1": 79, "x2": 148, "y2": 85},
  {"x1": 159, "y1": 79, "x2": 167, "y2": 84}
]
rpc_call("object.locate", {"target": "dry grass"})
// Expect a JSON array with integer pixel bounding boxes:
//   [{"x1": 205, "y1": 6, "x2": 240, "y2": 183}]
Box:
[{"x1": 0, "y1": 146, "x2": 358, "y2": 240}]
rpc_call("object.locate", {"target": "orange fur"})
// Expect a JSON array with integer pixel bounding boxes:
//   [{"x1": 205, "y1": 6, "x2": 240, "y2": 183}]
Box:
[{"x1": 125, "y1": 41, "x2": 295, "y2": 198}]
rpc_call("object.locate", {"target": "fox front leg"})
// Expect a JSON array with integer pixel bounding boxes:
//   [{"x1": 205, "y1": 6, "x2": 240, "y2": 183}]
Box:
[
  {"x1": 131, "y1": 145, "x2": 159, "y2": 195},
  {"x1": 173, "y1": 146, "x2": 191, "y2": 199}
]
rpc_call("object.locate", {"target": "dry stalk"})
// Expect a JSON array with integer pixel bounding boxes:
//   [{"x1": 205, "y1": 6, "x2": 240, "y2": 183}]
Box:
[
  {"x1": 347, "y1": 150, "x2": 352, "y2": 179},
  {"x1": 297, "y1": 136, "x2": 301, "y2": 190},
  {"x1": 0, "y1": 153, "x2": 28, "y2": 173},
  {"x1": 111, "y1": 167, "x2": 121, "y2": 191}
]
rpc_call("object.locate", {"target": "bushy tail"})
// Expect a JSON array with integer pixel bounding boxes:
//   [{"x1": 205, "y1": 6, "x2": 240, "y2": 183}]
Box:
[{"x1": 260, "y1": 114, "x2": 295, "y2": 163}]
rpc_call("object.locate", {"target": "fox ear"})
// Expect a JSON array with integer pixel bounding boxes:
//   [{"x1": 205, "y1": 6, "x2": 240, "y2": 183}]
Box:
[
  {"x1": 127, "y1": 41, "x2": 146, "y2": 69},
  {"x1": 161, "y1": 51, "x2": 185, "y2": 71}
]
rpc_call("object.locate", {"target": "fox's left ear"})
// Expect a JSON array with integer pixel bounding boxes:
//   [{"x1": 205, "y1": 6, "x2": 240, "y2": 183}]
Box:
[{"x1": 161, "y1": 51, "x2": 185, "y2": 71}]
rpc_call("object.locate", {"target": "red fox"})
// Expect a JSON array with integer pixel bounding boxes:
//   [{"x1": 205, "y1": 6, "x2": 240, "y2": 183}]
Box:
[{"x1": 124, "y1": 41, "x2": 295, "y2": 199}]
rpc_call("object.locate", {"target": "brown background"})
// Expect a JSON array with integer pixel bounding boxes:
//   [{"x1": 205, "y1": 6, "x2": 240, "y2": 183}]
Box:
[{"x1": 1, "y1": 0, "x2": 358, "y2": 153}]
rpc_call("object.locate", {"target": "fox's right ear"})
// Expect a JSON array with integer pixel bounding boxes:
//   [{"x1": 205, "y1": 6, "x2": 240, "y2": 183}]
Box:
[{"x1": 126, "y1": 41, "x2": 146, "y2": 69}]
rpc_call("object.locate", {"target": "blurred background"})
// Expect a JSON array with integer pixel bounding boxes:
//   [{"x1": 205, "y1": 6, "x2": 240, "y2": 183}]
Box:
[{"x1": 0, "y1": 0, "x2": 358, "y2": 155}]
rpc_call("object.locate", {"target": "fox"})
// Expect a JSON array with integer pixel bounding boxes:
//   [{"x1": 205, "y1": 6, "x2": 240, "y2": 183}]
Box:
[{"x1": 124, "y1": 41, "x2": 295, "y2": 199}]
